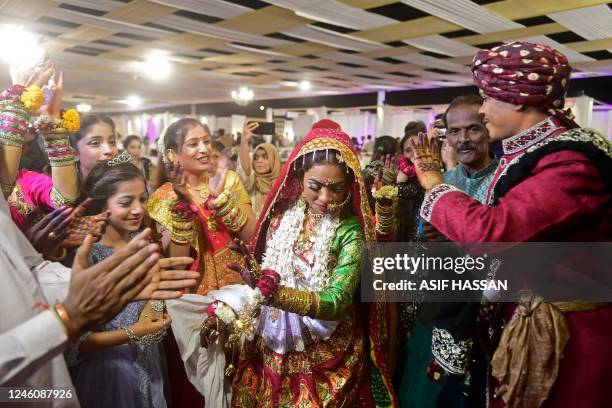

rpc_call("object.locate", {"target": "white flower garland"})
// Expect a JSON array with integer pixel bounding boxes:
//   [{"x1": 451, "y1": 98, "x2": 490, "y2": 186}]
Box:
[{"x1": 261, "y1": 198, "x2": 340, "y2": 291}]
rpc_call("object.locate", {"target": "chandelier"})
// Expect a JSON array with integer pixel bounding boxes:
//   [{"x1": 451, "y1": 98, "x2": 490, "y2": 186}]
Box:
[{"x1": 231, "y1": 86, "x2": 254, "y2": 106}]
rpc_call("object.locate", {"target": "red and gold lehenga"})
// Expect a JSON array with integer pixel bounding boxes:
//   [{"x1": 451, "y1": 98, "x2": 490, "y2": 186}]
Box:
[{"x1": 230, "y1": 124, "x2": 397, "y2": 407}]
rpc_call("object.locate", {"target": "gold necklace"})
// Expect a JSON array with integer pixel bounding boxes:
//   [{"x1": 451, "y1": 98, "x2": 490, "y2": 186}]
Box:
[
  {"x1": 305, "y1": 208, "x2": 324, "y2": 232},
  {"x1": 186, "y1": 183, "x2": 209, "y2": 201}
]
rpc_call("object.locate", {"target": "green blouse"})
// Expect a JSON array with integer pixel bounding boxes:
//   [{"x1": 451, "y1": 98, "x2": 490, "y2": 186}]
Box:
[{"x1": 314, "y1": 215, "x2": 364, "y2": 320}]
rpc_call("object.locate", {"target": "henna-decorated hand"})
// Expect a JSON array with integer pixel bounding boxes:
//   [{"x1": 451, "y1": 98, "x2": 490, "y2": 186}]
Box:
[
  {"x1": 227, "y1": 238, "x2": 258, "y2": 288},
  {"x1": 10, "y1": 53, "x2": 53, "y2": 88},
  {"x1": 38, "y1": 69, "x2": 63, "y2": 122},
  {"x1": 62, "y1": 199, "x2": 108, "y2": 248},
  {"x1": 165, "y1": 162, "x2": 193, "y2": 204},
  {"x1": 409, "y1": 133, "x2": 444, "y2": 190},
  {"x1": 25, "y1": 207, "x2": 72, "y2": 259},
  {"x1": 200, "y1": 316, "x2": 227, "y2": 348}
]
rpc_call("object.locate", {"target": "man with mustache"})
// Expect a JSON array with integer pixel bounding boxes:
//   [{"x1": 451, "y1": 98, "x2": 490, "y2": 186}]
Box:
[
  {"x1": 397, "y1": 95, "x2": 497, "y2": 408},
  {"x1": 443, "y1": 94, "x2": 498, "y2": 203},
  {"x1": 411, "y1": 41, "x2": 612, "y2": 408}
]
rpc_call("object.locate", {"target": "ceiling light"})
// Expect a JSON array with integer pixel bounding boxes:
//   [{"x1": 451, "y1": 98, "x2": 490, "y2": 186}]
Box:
[
  {"x1": 259, "y1": 105, "x2": 265, "y2": 111},
  {"x1": 142, "y1": 53, "x2": 172, "y2": 80},
  {"x1": 126, "y1": 95, "x2": 142, "y2": 108},
  {"x1": 231, "y1": 86, "x2": 254, "y2": 106},
  {"x1": 0, "y1": 25, "x2": 44, "y2": 66},
  {"x1": 76, "y1": 103, "x2": 92, "y2": 113},
  {"x1": 299, "y1": 80, "x2": 311, "y2": 91}
]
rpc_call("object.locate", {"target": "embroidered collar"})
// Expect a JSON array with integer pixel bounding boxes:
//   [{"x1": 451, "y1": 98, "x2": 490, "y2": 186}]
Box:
[{"x1": 502, "y1": 117, "x2": 560, "y2": 155}]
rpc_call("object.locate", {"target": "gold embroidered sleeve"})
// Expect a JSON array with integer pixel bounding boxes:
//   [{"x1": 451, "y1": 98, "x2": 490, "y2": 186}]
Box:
[
  {"x1": 225, "y1": 170, "x2": 251, "y2": 205},
  {"x1": 314, "y1": 221, "x2": 363, "y2": 320}
]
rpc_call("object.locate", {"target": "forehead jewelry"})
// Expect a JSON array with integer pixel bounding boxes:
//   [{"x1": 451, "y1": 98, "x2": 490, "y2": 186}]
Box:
[{"x1": 322, "y1": 178, "x2": 342, "y2": 186}]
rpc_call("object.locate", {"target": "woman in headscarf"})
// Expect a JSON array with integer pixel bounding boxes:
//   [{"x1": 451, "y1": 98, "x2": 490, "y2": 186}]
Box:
[
  {"x1": 219, "y1": 120, "x2": 397, "y2": 407},
  {"x1": 237, "y1": 121, "x2": 281, "y2": 218}
]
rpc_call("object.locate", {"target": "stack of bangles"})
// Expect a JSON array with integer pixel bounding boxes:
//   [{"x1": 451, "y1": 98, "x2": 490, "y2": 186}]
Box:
[
  {"x1": 0, "y1": 85, "x2": 43, "y2": 148},
  {"x1": 0, "y1": 85, "x2": 43, "y2": 196},
  {"x1": 398, "y1": 156, "x2": 417, "y2": 178},
  {"x1": 382, "y1": 168, "x2": 396, "y2": 185},
  {"x1": 212, "y1": 192, "x2": 247, "y2": 232},
  {"x1": 170, "y1": 201, "x2": 197, "y2": 244},
  {"x1": 373, "y1": 185, "x2": 398, "y2": 236},
  {"x1": 271, "y1": 286, "x2": 313, "y2": 316},
  {"x1": 33, "y1": 109, "x2": 80, "y2": 168}
]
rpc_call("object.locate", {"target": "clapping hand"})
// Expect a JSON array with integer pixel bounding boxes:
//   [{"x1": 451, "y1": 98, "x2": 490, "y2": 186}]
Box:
[{"x1": 62, "y1": 229, "x2": 199, "y2": 334}]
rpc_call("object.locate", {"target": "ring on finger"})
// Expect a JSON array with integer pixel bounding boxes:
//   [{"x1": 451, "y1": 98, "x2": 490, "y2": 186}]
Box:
[{"x1": 48, "y1": 231, "x2": 56, "y2": 239}]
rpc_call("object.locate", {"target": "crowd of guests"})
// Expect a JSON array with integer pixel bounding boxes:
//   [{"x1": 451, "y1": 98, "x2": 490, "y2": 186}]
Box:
[{"x1": 1, "y1": 39, "x2": 610, "y2": 408}]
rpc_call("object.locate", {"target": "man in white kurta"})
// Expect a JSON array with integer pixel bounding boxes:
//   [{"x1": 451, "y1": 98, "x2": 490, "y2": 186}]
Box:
[{"x1": 0, "y1": 189, "x2": 77, "y2": 406}]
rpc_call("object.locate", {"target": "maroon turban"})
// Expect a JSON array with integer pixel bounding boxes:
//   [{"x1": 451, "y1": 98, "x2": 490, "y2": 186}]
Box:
[{"x1": 471, "y1": 41, "x2": 572, "y2": 111}]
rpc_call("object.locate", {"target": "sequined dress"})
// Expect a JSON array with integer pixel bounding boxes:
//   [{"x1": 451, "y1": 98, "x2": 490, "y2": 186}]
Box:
[{"x1": 66, "y1": 242, "x2": 166, "y2": 408}]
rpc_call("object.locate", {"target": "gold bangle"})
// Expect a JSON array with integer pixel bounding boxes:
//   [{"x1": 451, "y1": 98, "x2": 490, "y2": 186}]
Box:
[
  {"x1": 271, "y1": 286, "x2": 312, "y2": 316},
  {"x1": 54, "y1": 303, "x2": 77, "y2": 342},
  {"x1": 48, "y1": 246, "x2": 68, "y2": 261}
]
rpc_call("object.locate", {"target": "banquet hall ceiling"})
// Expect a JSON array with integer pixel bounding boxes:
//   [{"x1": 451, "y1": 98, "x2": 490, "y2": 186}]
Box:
[{"x1": 0, "y1": 0, "x2": 610, "y2": 112}]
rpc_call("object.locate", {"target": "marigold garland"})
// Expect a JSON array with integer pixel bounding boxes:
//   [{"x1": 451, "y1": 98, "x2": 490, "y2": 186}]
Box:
[
  {"x1": 20, "y1": 85, "x2": 44, "y2": 112},
  {"x1": 62, "y1": 109, "x2": 80, "y2": 132}
]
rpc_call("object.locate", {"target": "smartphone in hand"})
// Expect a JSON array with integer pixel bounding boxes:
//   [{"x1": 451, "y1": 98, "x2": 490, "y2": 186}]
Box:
[{"x1": 254, "y1": 122, "x2": 276, "y2": 135}]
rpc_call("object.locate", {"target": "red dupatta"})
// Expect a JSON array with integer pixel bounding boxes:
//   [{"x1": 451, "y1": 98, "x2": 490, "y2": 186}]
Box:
[
  {"x1": 250, "y1": 120, "x2": 398, "y2": 407},
  {"x1": 251, "y1": 121, "x2": 375, "y2": 260}
]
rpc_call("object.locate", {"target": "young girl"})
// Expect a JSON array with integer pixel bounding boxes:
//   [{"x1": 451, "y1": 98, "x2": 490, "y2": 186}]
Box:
[
  {"x1": 67, "y1": 154, "x2": 170, "y2": 408},
  {"x1": 69, "y1": 114, "x2": 119, "y2": 180}
]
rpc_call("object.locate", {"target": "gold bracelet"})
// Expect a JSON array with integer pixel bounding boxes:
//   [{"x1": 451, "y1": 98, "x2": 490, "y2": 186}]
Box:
[
  {"x1": 212, "y1": 193, "x2": 247, "y2": 232},
  {"x1": 54, "y1": 303, "x2": 77, "y2": 342},
  {"x1": 271, "y1": 286, "x2": 312, "y2": 316},
  {"x1": 170, "y1": 212, "x2": 195, "y2": 244},
  {"x1": 50, "y1": 187, "x2": 79, "y2": 208}
]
